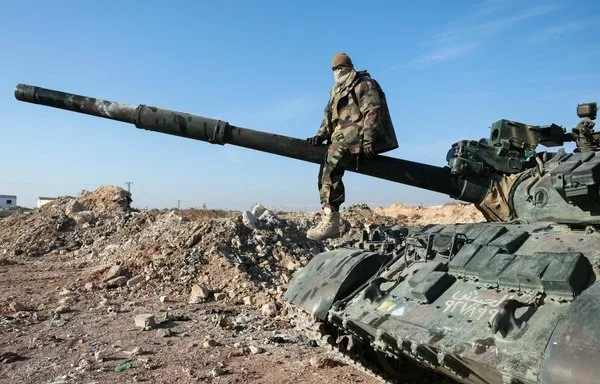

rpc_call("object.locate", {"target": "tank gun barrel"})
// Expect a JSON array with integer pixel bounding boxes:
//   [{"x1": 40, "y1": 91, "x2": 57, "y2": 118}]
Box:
[{"x1": 14, "y1": 83, "x2": 489, "y2": 204}]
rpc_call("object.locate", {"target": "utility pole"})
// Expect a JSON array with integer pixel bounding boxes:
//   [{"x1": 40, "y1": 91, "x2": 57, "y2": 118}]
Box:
[{"x1": 124, "y1": 181, "x2": 133, "y2": 193}]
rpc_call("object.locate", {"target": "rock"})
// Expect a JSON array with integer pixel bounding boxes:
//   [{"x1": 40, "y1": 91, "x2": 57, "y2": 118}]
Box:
[
  {"x1": 103, "y1": 265, "x2": 122, "y2": 282},
  {"x1": 54, "y1": 305, "x2": 71, "y2": 314},
  {"x1": 251, "y1": 204, "x2": 267, "y2": 218},
  {"x1": 258, "y1": 210, "x2": 274, "y2": 221},
  {"x1": 253, "y1": 294, "x2": 269, "y2": 307},
  {"x1": 203, "y1": 339, "x2": 217, "y2": 348},
  {"x1": 241, "y1": 211, "x2": 257, "y2": 230},
  {"x1": 0, "y1": 351, "x2": 27, "y2": 364},
  {"x1": 94, "y1": 350, "x2": 105, "y2": 362},
  {"x1": 9, "y1": 301, "x2": 27, "y2": 312},
  {"x1": 213, "y1": 292, "x2": 226, "y2": 301},
  {"x1": 64, "y1": 200, "x2": 86, "y2": 215},
  {"x1": 231, "y1": 237, "x2": 242, "y2": 248},
  {"x1": 235, "y1": 315, "x2": 250, "y2": 325},
  {"x1": 127, "y1": 346, "x2": 143, "y2": 356},
  {"x1": 71, "y1": 210, "x2": 95, "y2": 224},
  {"x1": 159, "y1": 295, "x2": 171, "y2": 303},
  {"x1": 126, "y1": 275, "x2": 145, "y2": 287},
  {"x1": 211, "y1": 367, "x2": 226, "y2": 377},
  {"x1": 104, "y1": 244, "x2": 120, "y2": 252},
  {"x1": 75, "y1": 358, "x2": 92, "y2": 372},
  {"x1": 249, "y1": 345, "x2": 265, "y2": 355},
  {"x1": 84, "y1": 282, "x2": 96, "y2": 291},
  {"x1": 310, "y1": 356, "x2": 325, "y2": 368},
  {"x1": 156, "y1": 329, "x2": 172, "y2": 338},
  {"x1": 185, "y1": 230, "x2": 203, "y2": 248},
  {"x1": 310, "y1": 356, "x2": 340, "y2": 368},
  {"x1": 135, "y1": 314, "x2": 156, "y2": 330},
  {"x1": 188, "y1": 284, "x2": 210, "y2": 303},
  {"x1": 242, "y1": 296, "x2": 253, "y2": 306},
  {"x1": 58, "y1": 296, "x2": 75, "y2": 305},
  {"x1": 97, "y1": 297, "x2": 110, "y2": 307},
  {"x1": 217, "y1": 317, "x2": 233, "y2": 329},
  {"x1": 285, "y1": 261, "x2": 297, "y2": 271},
  {"x1": 258, "y1": 210, "x2": 280, "y2": 227},
  {"x1": 106, "y1": 276, "x2": 127, "y2": 288},
  {"x1": 267, "y1": 336, "x2": 287, "y2": 344},
  {"x1": 261, "y1": 301, "x2": 278, "y2": 317}
]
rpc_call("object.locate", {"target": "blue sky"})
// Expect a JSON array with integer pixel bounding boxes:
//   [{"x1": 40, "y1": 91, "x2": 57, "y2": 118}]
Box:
[{"x1": 1, "y1": 0, "x2": 598, "y2": 210}]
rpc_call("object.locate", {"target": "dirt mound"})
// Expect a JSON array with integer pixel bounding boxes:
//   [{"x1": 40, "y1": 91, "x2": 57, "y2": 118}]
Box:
[
  {"x1": 0, "y1": 188, "x2": 132, "y2": 258},
  {"x1": 77, "y1": 185, "x2": 132, "y2": 215},
  {"x1": 373, "y1": 201, "x2": 486, "y2": 225}
]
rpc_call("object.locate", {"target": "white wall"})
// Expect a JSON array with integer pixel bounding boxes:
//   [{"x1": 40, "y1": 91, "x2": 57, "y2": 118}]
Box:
[
  {"x1": 0, "y1": 196, "x2": 17, "y2": 208},
  {"x1": 37, "y1": 198, "x2": 55, "y2": 208}
]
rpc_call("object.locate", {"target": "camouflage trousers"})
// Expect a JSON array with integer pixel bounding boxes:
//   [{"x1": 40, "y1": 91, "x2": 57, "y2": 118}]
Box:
[{"x1": 318, "y1": 139, "x2": 357, "y2": 211}]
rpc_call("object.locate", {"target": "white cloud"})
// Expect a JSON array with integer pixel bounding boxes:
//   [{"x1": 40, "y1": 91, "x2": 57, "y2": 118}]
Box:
[
  {"x1": 527, "y1": 17, "x2": 600, "y2": 43},
  {"x1": 434, "y1": 4, "x2": 559, "y2": 44},
  {"x1": 408, "y1": 43, "x2": 478, "y2": 67},
  {"x1": 390, "y1": 3, "x2": 560, "y2": 70}
]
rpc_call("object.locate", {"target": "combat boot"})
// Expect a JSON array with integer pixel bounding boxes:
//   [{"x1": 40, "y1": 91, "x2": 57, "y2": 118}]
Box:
[{"x1": 306, "y1": 207, "x2": 341, "y2": 241}]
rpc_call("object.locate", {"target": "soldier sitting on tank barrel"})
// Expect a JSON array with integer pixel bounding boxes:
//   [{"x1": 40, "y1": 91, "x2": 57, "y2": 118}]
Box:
[{"x1": 306, "y1": 52, "x2": 399, "y2": 241}]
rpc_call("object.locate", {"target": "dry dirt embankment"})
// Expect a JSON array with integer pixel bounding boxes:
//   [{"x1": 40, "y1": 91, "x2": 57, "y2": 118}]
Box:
[
  {"x1": 0, "y1": 186, "x2": 483, "y2": 383},
  {"x1": 373, "y1": 202, "x2": 485, "y2": 226}
]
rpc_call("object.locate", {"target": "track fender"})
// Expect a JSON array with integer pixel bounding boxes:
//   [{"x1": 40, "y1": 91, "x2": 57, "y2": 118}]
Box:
[{"x1": 283, "y1": 248, "x2": 389, "y2": 320}]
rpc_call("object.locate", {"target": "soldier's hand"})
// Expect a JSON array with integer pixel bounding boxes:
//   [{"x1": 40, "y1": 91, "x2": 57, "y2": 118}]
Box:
[
  {"x1": 363, "y1": 143, "x2": 375, "y2": 158},
  {"x1": 307, "y1": 135, "x2": 326, "y2": 146}
]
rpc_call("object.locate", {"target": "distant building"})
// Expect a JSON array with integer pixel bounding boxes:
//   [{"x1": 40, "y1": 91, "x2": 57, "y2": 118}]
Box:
[
  {"x1": 0, "y1": 195, "x2": 17, "y2": 208},
  {"x1": 37, "y1": 196, "x2": 56, "y2": 208}
]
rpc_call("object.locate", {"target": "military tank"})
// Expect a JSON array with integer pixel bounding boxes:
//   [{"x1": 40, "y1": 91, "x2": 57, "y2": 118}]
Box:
[{"x1": 14, "y1": 83, "x2": 600, "y2": 384}]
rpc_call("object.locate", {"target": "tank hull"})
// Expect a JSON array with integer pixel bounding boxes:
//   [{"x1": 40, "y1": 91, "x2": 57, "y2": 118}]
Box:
[{"x1": 285, "y1": 222, "x2": 600, "y2": 383}]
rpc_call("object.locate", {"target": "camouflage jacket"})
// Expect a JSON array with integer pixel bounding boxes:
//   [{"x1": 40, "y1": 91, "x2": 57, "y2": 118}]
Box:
[{"x1": 316, "y1": 70, "x2": 398, "y2": 155}]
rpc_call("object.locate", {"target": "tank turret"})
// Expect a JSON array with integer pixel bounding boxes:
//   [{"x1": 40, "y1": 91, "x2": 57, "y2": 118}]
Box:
[{"x1": 444, "y1": 101, "x2": 600, "y2": 224}]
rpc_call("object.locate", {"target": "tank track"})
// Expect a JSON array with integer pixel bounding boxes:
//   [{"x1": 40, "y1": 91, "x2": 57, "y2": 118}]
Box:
[{"x1": 284, "y1": 303, "x2": 454, "y2": 384}]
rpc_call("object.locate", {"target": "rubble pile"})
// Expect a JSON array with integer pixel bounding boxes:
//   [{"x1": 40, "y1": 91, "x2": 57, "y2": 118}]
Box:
[
  {"x1": 0, "y1": 186, "x2": 340, "y2": 313},
  {"x1": 0, "y1": 188, "x2": 480, "y2": 289},
  {"x1": 0, "y1": 186, "x2": 486, "y2": 310},
  {"x1": 0, "y1": 185, "x2": 481, "y2": 383},
  {"x1": 88, "y1": 204, "x2": 330, "y2": 310},
  {"x1": 0, "y1": 186, "x2": 134, "y2": 257}
]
